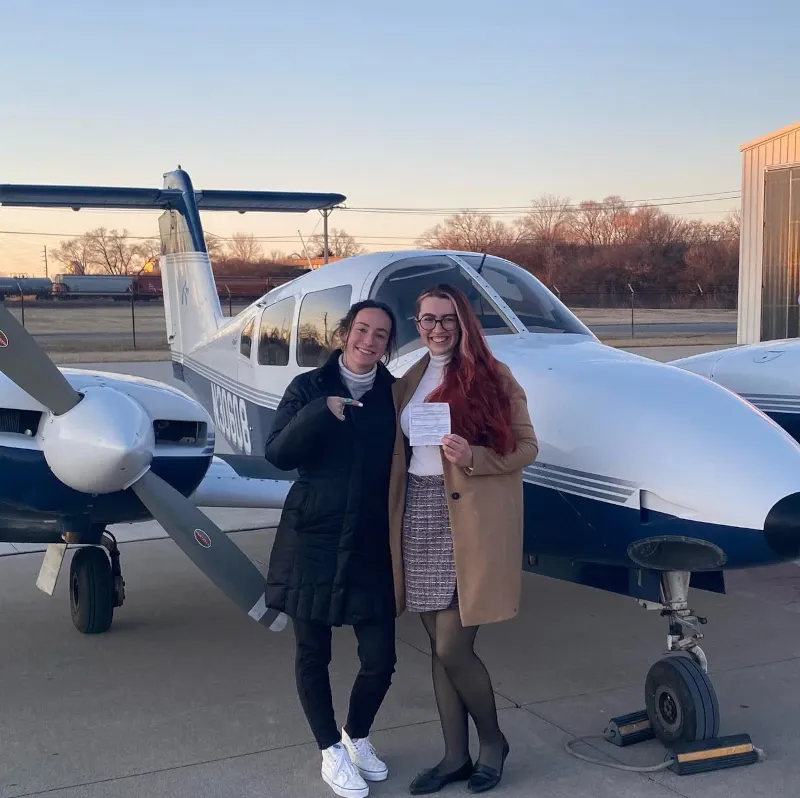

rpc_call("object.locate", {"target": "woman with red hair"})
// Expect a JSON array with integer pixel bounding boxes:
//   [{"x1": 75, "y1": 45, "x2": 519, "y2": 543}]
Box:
[{"x1": 387, "y1": 284, "x2": 539, "y2": 794}]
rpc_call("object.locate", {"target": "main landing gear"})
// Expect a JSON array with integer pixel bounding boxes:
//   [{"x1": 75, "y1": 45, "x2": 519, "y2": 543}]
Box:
[
  {"x1": 68, "y1": 531, "x2": 126, "y2": 634},
  {"x1": 641, "y1": 571, "x2": 720, "y2": 744}
]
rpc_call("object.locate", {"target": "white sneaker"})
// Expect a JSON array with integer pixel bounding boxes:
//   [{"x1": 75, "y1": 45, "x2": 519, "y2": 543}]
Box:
[
  {"x1": 321, "y1": 742, "x2": 369, "y2": 798},
  {"x1": 341, "y1": 728, "x2": 388, "y2": 782}
]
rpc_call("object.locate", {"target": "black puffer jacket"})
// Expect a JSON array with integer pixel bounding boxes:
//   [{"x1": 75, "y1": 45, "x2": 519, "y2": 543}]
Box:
[{"x1": 263, "y1": 349, "x2": 397, "y2": 627}]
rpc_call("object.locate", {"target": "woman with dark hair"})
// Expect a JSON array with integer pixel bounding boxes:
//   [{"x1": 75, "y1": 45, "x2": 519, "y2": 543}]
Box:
[
  {"x1": 264, "y1": 299, "x2": 399, "y2": 798},
  {"x1": 387, "y1": 284, "x2": 538, "y2": 794}
]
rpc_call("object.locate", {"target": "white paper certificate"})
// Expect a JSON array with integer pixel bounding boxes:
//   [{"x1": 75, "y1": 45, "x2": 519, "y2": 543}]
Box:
[{"x1": 409, "y1": 403, "x2": 451, "y2": 447}]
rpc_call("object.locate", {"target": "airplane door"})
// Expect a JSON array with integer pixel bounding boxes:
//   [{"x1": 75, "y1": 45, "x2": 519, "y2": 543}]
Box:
[
  {"x1": 236, "y1": 314, "x2": 256, "y2": 387},
  {"x1": 214, "y1": 313, "x2": 255, "y2": 456},
  {"x1": 246, "y1": 297, "x2": 297, "y2": 456}
]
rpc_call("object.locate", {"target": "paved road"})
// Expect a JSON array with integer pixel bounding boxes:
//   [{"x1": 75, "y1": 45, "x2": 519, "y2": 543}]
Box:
[{"x1": 591, "y1": 321, "x2": 736, "y2": 336}]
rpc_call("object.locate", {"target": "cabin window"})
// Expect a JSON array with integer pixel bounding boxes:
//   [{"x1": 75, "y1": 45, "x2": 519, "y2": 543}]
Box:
[
  {"x1": 257, "y1": 297, "x2": 295, "y2": 366},
  {"x1": 296, "y1": 285, "x2": 353, "y2": 367},
  {"x1": 458, "y1": 254, "x2": 592, "y2": 336},
  {"x1": 240, "y1": 317, "x2": 255, "y2": 359},
  {"x1": 369, "y1": 255, "x2": 517, "y2": 355}
]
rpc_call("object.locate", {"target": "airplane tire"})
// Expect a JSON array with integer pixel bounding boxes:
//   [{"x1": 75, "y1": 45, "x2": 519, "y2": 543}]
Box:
[
  {"x1": 69, "y1": 547, "x2": 114, "y2": 634},
  {"x1": 645, "y1": 653, "x2": 720, "y2": 744}
]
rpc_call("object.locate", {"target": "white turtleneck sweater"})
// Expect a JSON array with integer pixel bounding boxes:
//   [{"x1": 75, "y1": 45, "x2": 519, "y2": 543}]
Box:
[
  {"x1": 338, "y1": 355, "x2": 377, "y2": 400},
  {"x1": 400, "y1": 352, "x2": 451, "y2": 475}
]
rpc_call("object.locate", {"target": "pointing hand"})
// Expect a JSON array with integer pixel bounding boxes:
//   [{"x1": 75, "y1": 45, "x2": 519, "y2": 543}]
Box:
[{"x1": 327, "y1": 396, "x2": 362, "y2": 421}]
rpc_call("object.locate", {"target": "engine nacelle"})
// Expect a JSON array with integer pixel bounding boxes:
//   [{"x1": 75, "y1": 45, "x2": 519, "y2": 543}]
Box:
[{"x1": 41, "y1": 385, "x2": 154, "y2": 494}]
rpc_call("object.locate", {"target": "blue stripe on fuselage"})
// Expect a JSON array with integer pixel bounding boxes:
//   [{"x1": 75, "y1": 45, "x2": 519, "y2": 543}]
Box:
[{"x1": 764, "y1": 411, "x2": 800, "y2": 446}]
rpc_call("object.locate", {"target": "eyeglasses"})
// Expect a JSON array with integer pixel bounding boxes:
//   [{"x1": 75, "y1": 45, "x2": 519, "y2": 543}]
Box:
[{"x1": 416, "y1": 314, "x2": 459, "y2": 331}]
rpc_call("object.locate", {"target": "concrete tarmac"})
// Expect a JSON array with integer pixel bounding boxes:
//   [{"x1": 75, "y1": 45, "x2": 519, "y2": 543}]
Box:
[
  {"x1": 3, "y1": 530, "x2": 800, "y2": 797},
  {"x1": 3, "y1": 341, "x2": 795, "y2": 798}
]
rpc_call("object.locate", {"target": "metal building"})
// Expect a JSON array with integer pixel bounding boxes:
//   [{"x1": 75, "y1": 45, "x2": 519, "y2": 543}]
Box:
[{"x1": 738, "y1": 120, "x2": 800, "y2": 344}]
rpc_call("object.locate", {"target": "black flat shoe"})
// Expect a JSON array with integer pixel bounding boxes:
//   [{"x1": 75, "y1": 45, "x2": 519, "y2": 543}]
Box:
[
  {"x1": 467, "y1": 737, "x2": 509, "y2": 794},
  {"x1": 408, "y1": 758, "x2": 474, "y2": 795}
]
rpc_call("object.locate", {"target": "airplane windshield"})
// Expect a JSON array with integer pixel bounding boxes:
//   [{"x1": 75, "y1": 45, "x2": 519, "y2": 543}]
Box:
[
  {"x1": 369, "y1": 255, "x2": 518, "y2": 356},
  {"x1": 457, "y1": 254, "x2": 592, "y2": 336}
]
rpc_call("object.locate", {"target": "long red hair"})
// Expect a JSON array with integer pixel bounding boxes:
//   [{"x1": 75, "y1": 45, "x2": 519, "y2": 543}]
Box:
[{"x1": 418, "y1": 284, "x2": 515, "y2": 455}]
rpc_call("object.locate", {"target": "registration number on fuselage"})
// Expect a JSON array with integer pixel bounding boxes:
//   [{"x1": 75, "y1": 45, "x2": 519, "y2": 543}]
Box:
[{"x1": 210, "y1": 383, "x2": 252, "y2": 455}]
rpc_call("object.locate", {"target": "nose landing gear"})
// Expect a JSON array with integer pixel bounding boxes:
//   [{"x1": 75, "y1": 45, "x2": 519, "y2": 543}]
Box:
[
  {"x1": 68, "y1": 530, "x2": 125, "y2": 635},
  {"x1": 642, "y1": 571, "x2": 720, "y2": 744}
]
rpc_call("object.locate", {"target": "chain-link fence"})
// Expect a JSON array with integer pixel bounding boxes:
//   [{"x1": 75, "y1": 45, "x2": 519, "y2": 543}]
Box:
[{"x1": 0, "y1": 288, "x2": 738, "y2": 359}]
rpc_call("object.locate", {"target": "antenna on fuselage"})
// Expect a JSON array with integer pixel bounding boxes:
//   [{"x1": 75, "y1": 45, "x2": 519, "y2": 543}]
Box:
[{"x1": 297, "y1": 229, "x2": 314, "y2": 269}]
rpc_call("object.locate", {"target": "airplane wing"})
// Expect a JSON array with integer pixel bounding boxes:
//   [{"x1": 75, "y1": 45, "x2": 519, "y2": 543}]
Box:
[
  {"x1": 0, "y1": 184, "x2": 345, "y2": 212},
  {"x1": 188, "y1": 454, "x2": 293, "y2": 509}
]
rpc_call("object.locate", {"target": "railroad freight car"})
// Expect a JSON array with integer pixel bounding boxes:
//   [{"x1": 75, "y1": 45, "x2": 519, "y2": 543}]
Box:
[
  {"x1": 133, "y1": 273, "x2": 163, "y2": 297},
  {"x1": 52, "y1": 273, "x2": 134, "y2": 297},
  {"x1": 0, "y1": 276, "x2": 53, "y2": 299}
]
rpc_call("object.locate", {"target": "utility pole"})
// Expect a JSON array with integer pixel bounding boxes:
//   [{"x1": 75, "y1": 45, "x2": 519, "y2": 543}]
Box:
[
  {"x1": 322, "y1": 209, "x2": 330, "y2": 264},
  {"x1": 42, "y1": 246, "x2": 48, "y2": 279}
]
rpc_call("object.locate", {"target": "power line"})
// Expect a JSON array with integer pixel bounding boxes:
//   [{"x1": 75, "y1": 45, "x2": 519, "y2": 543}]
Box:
[
  {"x1": 349, "y1": 189, "x2": 741, "y2": 211},
  {"x1": 341, "y1": 194, "x2": 741, "y2": 215}
]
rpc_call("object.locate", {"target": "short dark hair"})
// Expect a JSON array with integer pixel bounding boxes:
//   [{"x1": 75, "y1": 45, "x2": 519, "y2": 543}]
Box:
[{"x1": 334, "y1": 299, "x2": 398, "y2": 364}]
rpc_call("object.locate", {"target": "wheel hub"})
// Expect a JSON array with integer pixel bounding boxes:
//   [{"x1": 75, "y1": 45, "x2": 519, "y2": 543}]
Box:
[{"x1": 656, "y1": 686, "x2": 682, "y2": 732}]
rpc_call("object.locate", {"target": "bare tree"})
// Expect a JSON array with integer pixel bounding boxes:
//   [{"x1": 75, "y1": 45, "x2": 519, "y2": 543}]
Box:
[
  {"x1": 569, "y1": 201, "x2": 605, "y2": 247},
  {"x1": 595, "y1": 196, "x2": 633, "y2": 245},
  {"x1": 516, "y1": 194, "x2": 573, "y2": 244},
  {"x1": 51, "y1": 235, "x2": 96, "y2": 275},
  {"x1": 137, "y1": 239, "x2": 161, "y2": 268},
  {"x1": 204, "y1": 233, "x2": 225, "y2": 262},
  {"x1": 416, "y1": 212, "x2": 517, "y2": 252},
  {"x1": 226, "y1": 232, "x2": 264, "y2": 263},
  {"x1": 308, "y1": 228, "x2": 365, "y2": 259},
  {"x1": 52, "y1": 228, "x2": 150, "y2": 274},
  {"x1": 628, "y1": 205, "x2": 687, "y2": 247},
  {"x1": 89, "y1": 228, "x2": 144, "y2": 274}
]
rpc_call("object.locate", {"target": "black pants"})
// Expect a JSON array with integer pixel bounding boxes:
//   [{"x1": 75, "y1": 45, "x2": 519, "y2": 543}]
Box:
[{"x1": 293, "y1": 615, "x2": 397, "y2": 750}]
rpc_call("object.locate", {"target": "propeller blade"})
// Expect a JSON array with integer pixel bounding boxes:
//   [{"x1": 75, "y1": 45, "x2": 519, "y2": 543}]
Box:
[
  {"x1": 130, "y1": 469, "x2": 281, "y2": 630},
  {"x1": 0, "y1": 305, "x2": 81, "y2": 415}
]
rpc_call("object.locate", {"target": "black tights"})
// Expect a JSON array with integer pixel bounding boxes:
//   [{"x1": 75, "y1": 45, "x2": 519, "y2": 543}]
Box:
[{"x1": 420, "y1": 608, "x2": 505, "y2": 772}]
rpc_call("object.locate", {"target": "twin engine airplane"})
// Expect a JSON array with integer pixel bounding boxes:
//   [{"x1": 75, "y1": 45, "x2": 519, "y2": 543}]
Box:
[{"x1": 2, "y1": 168, "x2": 800, "y2": 748}]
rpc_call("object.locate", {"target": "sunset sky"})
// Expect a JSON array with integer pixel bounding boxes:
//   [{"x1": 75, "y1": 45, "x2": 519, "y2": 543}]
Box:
[{"x1": 1, "y1": 0, "x2": 797, "y2": 275}]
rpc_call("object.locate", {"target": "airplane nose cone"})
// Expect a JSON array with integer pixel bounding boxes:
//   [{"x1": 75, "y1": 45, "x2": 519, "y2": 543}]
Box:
[{"x1": 764, "y1": 492, "x2": 800, "y2": 557}]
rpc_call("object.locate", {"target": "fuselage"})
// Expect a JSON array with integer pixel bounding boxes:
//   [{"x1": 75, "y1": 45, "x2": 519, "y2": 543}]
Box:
[
  {"x1": 175, "y1": 291, "x2": 800, "y2": 578},
  {"x1": 167, "y1": 248, "x2": 800, "y2": 582}
]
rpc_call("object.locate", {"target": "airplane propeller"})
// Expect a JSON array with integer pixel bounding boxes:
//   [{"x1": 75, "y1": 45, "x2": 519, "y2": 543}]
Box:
[
  {"x1": 0, "y1": 305, "x2": 283, "y2": 631},
  {"x1": 0, "y1": 306, "x2": 82, "y2": 416}
]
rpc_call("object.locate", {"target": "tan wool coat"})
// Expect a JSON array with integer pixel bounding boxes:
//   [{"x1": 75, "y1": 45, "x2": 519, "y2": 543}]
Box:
[{"x1": 387, "y1": 353, "x2": 539, "y2": 627}]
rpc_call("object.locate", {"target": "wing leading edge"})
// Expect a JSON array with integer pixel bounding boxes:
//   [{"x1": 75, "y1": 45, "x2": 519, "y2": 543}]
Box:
[{"x1": 0, "y1": 183, "x2": 345, "y2": 213}]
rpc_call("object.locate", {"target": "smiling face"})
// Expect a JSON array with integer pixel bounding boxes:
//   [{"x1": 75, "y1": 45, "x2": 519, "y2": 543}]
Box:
[
  {"x1": 343, "y1": 307, "x2": 392, "y2": 373},
  {"x1": 416, "y1": 296, "x2": 460, "y2": 357}
]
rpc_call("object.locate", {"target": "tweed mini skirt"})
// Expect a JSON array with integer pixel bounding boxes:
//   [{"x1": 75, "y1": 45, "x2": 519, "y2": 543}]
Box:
[{"x1": 401, "y1": 474, "x2": 458, "y2": 612}]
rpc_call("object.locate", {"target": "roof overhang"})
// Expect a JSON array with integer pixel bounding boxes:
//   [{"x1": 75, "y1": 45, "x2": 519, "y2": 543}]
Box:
[{"x1": 740, "y1": 120, "x2": 800, "y2": 152}]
